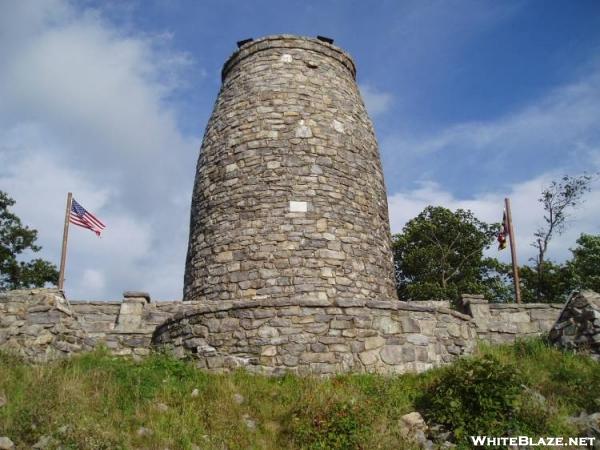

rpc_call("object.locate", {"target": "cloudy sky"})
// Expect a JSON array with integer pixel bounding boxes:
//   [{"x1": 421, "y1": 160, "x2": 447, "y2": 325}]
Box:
[{"x1": 1, "y1": 0, "x2": 599, "y2": 300}]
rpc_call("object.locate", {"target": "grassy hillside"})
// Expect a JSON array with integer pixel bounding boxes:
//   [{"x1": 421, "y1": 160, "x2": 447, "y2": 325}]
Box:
[{"x1": 0, "y1": 339, "x2": 599, "y2": 449}]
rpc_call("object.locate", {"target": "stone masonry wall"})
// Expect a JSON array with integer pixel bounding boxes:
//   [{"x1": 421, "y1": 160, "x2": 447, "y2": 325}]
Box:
[
  {"x1": 0, "y1": 289, "x2": 91, "y2": 362},
  {"x1": 152, "y1": 298, "x2": 476, "y2": 375},
  {"x1": 0, "y1": 289, "x2": 199, "y2": 360},
  {"x1": 184, "y1": 35, "x2": 398, "y2": 304},
  {"x1": 0, "y1": 289, "x2": 572, "y2": 374},
  {"x1": 463, "y1": 294, "x2": 563, "y2": 344},
  {"x1": 549, "y1": 291, "x2": 600, "y2": 360}
]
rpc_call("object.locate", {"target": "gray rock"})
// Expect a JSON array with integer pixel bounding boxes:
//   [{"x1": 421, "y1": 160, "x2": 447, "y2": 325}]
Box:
[
  {"x1": 136, "y1": 427, "x2": 153, "y2": 437},
  {"x1": 550, "y1": 291, "x2": 600, "y2": 359},
  {"x1": 242, "y1": 414, "x2": 257, "y2": 430},
  {"x1": 0, "y1": 437, "x2": 14, "y2": 450},
  {"x1": 400, "y1": 411, "x2": 427, "y2": 431},
  {"x1": 32, "y1": 435, "x2": 54, "y2": 449},
  {"x1": 567, "y1": 411, "x2": 600, "y2": 438},
  {"x1": 380, "y1": 345, "x2": 404, "y2": 364},
  {"x1": 407, "y1": 334, "x2": 429, "y2": 346},
  {"x1": 399, "y1": 411, "x2": 428, "y2": 444},
  {"x1": 522, "y1": 385, "x2": 546, "y2": 406},
  {"x1": 155, "y1": 402, "x2": 169, "y2": 412}
]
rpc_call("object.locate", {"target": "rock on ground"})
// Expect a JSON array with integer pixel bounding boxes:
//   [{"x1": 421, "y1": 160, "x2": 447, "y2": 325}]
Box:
[{"x1": 0, "y1": 437, "x2": 15, "y2": 450}]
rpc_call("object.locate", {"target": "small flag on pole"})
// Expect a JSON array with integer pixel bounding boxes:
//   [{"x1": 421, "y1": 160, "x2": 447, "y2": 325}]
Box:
[
  {"x1": 497, "y1": 210, "x2": 508, "y2": 250},
  {"x1": 69, "y1": 199, "x2": 106, "y2": 236}
]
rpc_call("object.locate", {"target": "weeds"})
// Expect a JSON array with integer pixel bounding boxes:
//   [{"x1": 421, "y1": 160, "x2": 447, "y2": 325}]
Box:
[{"x1": 0, "y1": 339, "x2": 598, "y2": 449}]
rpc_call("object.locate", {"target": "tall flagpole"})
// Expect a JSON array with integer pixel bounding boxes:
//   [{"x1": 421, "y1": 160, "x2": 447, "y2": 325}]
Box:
[
  {"x1": 504, "y1": 197, "x2": 522, "y2": 303},
  {"x1": 58, "y1": 192, "x2": 72, "y2": 292}
]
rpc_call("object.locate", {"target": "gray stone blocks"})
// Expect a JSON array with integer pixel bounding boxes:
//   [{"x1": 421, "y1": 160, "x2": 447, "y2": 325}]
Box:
[{"x1": 183, "y1": 35, "x2": 397, "y2": 304}]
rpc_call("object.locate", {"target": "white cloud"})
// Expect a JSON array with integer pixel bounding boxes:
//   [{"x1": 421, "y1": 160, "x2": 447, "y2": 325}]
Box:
[
  {"x1": 81, "y1": 269, "x2": 106, "y2": 298},
  {"x1": 388, "y1": 174, "x2": 600, "y2": 266},
  {"x1": 381, "y1": 62, "x2": 600, "y2": 183},
  {"x1": 359, "y1": 84, "x2": 393, "y2": 117},
  {"x1": 0, "y1": 0, "x2": 198, "y2": 300},
  {"x1": 383, "y1": 55, "x2": 600, "y2": 268}
]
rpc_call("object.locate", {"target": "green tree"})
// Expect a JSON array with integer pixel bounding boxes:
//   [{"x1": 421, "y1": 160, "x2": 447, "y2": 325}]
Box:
[
  {"x1": 519, "y1": 261, "x2": 576, "y2": 303},
  {"x1": 0, "y1": 191, "x2": 59, "y2": 290},
  {"x1": 532, "y1": 174, "x2": 593, "y2": 300},
  {"x1": 392, "y1": 206, "x2": 500, "y2": 302},
  {"x1": 569, "y1": 233, "x2": 600, "y2": 292},
  {"x1": 480, "y1": 258, "x2": 515, "y2": 303}
]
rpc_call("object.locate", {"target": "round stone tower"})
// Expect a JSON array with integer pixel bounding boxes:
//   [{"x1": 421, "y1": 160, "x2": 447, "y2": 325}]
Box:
[{"x1": 184, "y1": 35, "x2": 397, "y2": 304}]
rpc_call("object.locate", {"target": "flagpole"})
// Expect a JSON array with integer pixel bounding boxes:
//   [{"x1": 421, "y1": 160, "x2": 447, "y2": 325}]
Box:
[
  {"x1": 504, "y1": 197, "x2": 521, "y2": 303},
  {"x1": 58, "y1": 192, "x2": 72, "y2": 292}
]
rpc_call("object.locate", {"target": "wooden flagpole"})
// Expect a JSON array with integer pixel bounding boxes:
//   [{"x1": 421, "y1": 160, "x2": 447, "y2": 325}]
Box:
[
  {"x1": 504, "y1": 197, "x2": 522, "y2": 303},
  {"x1": 58, "y1": 192, "x2": 72, "y2": 292}
]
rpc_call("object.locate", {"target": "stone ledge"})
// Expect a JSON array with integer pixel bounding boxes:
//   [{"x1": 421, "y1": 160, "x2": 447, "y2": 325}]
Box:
[
  {"x1": 488, "y1": 303, "x2": 563, "y2": 310},
  {"x1": 155, "y1": 298, "x2": 474, "y2": 330},
  {"x1": 123, "y1": 291, "x2": 151, "y2": 303},
  {"x1": 70, "y1": 300, "x2": 122, "y2": 305}
]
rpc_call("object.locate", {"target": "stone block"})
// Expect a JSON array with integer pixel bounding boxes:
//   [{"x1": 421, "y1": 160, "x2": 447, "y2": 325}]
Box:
[
  {"x1": 504, "y1": 311, "x2": 532, "y2": 323},
  {"x1": 330, "y1": 320, "x2": 352, "y2": 329},
  {"x1": 33, "y1": 333, "x2": 53, "y2": 345},
  {"x1": 401, "y1": 346, "x2": 416, "y2": 362},
  {"x1": 372, "y1": 316, "x2": 401, "y2": 334},
  {"x1": 282, "y1": 354, "x2": 299, "y2": 366},
  {"x1": 446, "y1": 323, "x2": 461, "y2": 338},
  {"x1": 257, "y1": 326, "x2": 279, "y2": 338},
  {"x1": 215, "y1": 251, "x2": 233, "y2": 263},
  {"x1": 261, "y1": 346, "x2": 277, "y2": 356},
  {"x1": 406, "y1": 334, "x2": 429, "y2": 346},
  {"x1": 329, "y1": 343, "x2": 350, "y2": 352},
  {"x1": 305, "y1": 323, "x2": 328, "y2": 334},
  {"x1": 415, "y1": 347, "x2": 429, "y2": 362},
  {"x1": 364, "y1": 335, "x2": 385, "y2": 350},
  {"x1": 400, "y1": 318, "x2": 420, "y2": 333},
  {"x1": 300, "y1": 352, "x2": 336, "y2": 363},
  {"x1": 310, "y1": 342, "x2": 327, "y2": 352},
  {"x1": 530, "y1": 309, "x2": 560, "y2": 321},
  {"x1": 380, "y1": 345, "x2": 403, "y2": 365},
  {"x1": 517, "y1": 322, "x2": 539, "y2": 334},
  {"x1": 359, "y1": 349, "x2": 379, "y2": 365},
  {"x1": 220, "y1": 318, "x2": 240, "y2": 331},
  {"x1": 419, "y1": 320, "x2": 436, "y2": 335},
  {"x1": 123, "y1": 291, "x2": 151, "y2": 303}
]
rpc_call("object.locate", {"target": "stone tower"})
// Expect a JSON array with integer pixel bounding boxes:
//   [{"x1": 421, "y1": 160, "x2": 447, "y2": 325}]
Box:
[{"x1": 184, "y1": 35, "x2": 397, "y2": 304}]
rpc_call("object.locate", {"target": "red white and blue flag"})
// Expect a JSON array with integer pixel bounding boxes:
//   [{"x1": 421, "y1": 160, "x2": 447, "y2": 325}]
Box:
[
  {"x1": 497, "y1": 210, "x2": 508, "y2": 250},
  {"x1": 69, "y1": 199, "x2": 106, "y2": 236}
]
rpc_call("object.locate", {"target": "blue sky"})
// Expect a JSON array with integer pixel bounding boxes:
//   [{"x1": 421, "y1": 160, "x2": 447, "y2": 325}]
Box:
[{"x1": 1, "y1": 0, "x2": 599, "y2": 299}]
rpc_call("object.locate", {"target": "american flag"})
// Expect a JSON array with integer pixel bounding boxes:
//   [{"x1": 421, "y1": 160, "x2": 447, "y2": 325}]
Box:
[{"x1": 69, "y1": 199, "x2": 106, "y2": 236}]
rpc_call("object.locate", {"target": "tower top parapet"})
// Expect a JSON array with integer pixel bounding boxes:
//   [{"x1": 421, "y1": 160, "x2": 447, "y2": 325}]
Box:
[{"x1": 221, "y1": 34, "x2": 357, "y2": 81}]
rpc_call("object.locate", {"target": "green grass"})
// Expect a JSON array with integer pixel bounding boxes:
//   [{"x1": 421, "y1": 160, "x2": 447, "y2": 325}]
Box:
[{"x1": 0, "y1": 340, "x2": 598, "y2": 449}]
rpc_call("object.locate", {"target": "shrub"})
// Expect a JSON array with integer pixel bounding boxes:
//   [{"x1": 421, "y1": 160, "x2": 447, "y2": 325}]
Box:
[
  {"x1": 417, "y1": 354, "x2": 523, "y2": 446},
  {"x1": 284, "y1": 398, "x2": 370, "y2": 449}
]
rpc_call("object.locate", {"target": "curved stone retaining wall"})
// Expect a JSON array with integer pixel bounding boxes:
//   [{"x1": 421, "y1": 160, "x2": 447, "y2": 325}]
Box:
[{"x1": 152, "y1": 298, "x2": 476, "y2": 375}]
